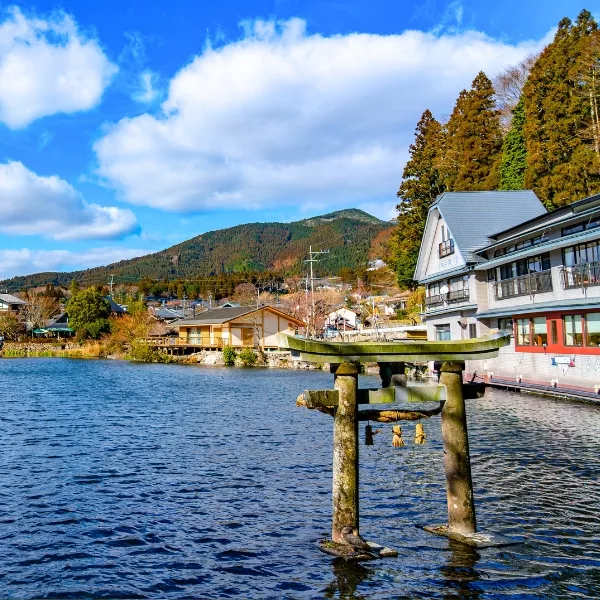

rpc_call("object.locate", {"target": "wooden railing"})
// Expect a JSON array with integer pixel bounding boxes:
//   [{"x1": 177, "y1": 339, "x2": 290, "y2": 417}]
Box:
[
  {"x1": 560, "y1": 261, "x2": 600, "y2": 289},
  {"x1": 447, "y1": 289, "x2": 469, "y2": 303},
  {"x1": 438, "y1": 239, "x2": 454, "y2": 258},
  {"x1": 494, "y1": 270, "x2": 552, "y2": 300},
  {"x1": 425, "y1": 294, "x2": 444, "y2": 308}
]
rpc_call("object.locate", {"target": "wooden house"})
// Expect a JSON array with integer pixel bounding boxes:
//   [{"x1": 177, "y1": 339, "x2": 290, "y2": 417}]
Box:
[
  {"x1": 176, "y1": 305, "x2": 305, "y2": 350},
  {"x1": 0, "y1": 293, "x2": 26, "y2": 314}
]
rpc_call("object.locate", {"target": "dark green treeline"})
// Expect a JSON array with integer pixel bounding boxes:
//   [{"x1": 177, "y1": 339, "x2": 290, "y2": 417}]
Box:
[{"x1": 390, "y1": 9, "x2": 600, "y2": 288}]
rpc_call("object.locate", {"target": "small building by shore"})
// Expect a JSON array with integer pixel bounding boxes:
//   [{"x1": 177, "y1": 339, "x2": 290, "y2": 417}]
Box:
[{"x1": 175, "y1": 305, "x2": 305, "y2": 350}]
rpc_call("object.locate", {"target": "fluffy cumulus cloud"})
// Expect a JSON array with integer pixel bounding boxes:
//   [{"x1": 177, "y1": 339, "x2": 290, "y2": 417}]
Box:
[
  {"x1": 0, "y1": 161, "x2": 139, "y2": 240},
  {"x1": 95, "y1": 18, "x2": 543, "y2": 216},
  {"x1": 0, "y1": 7, "x2": 117, "y2": 128},
  {"x1": 0, "y1": 247, "x2": 147, "y2": 280}
]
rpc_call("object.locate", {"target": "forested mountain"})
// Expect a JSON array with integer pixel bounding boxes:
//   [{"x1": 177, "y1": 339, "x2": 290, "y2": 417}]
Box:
[
  {"x1": 1, "y1": 209, "x2": 392, "y2": 290},
  {"x1": 389, "y1": 9, "x2": 600, "y2": 288}
]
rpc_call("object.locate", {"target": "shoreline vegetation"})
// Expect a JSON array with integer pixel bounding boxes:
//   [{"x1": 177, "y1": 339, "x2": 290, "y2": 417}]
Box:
[{"x1": 0, "y1": 340, "x2": 323, "y2": 370}]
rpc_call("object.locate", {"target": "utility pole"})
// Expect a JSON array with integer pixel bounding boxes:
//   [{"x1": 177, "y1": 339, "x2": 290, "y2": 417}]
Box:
[
  {"x1": 305, "y1": 246, "x2": 329, "y2": 337},
  {"x1": 108, "y1": 275, "x2": 114, "y2": 297}
]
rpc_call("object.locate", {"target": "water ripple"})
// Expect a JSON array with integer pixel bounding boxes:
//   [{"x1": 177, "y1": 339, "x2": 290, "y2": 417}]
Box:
[{"x1": 0, "y1": 358, "x2": 599, "y2": 598}]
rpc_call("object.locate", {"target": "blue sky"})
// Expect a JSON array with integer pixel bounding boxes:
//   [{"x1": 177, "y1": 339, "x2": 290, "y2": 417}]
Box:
[{"x1": 0, "y1": 0, "x2": 589, "y2": 279}]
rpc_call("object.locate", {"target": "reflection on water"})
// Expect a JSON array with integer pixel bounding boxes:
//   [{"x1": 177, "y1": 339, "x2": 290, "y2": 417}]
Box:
[
  {"x1": 440, "y1": 541, "x2": 482, "y2": 599},
  {"x1": 324, "y1": 560, "x2": 372, "y2": 600},
  {"x1": 0, "y1": 358, "x2": 599, "y2": 599}
]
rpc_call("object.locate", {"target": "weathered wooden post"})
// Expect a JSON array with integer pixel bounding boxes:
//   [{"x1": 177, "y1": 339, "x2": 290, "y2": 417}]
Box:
[
  {"x1": 439, "y1": 361, "x2": 476, "y2": 535},
  {"x1": 331, "y1": 362, "x2": 360, "y2": 544}
]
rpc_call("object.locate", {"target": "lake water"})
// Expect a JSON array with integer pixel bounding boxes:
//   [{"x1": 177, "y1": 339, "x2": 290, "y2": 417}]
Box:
[{"x1": 0, "y1": 358, "x2": 599, "y2": 599}]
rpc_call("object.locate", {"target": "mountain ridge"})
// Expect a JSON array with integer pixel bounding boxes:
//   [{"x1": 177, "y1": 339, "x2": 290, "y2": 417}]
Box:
[{"x1": 1, "y1": 209, "x2": 393, "y2": 290}]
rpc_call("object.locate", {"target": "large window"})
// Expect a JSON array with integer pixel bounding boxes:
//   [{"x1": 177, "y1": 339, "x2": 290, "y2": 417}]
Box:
[
  {"x1": 563, "y1": 241, "x2": 600, "y2": 266},
  {"x1": 435, "y1": 324, "x2": 451, "y2": 341},
  {"x1": 498, "y1": 318, "x2": 513, "y2": 334},
  {"x1": 426, "y1": 282, "x2": 444, "y2": 307},
  {"x1": 586, "y1": 314, "x2": 600, "y2": 346},
  {"x1": 564, "y1": 314, "x2": 583, "y2": 346},
  {"x1": 532, "y1": 317, "x2": 548, "y2": 346},
  {"x1": 516, "y1": 319, "x2": 530, "y2": 346},
  {"x1": 492, "y1": 253, "x2": 552, "y2": 299},
  {"x1": 515, "y1": 317, "x2": 548, "y2": 347},
  {"x1": 448, "y1": 275, "x2": 469, "y2": 302},
  {"x1": 492, "y1": 253, "x2": 551, "y2": 282}
]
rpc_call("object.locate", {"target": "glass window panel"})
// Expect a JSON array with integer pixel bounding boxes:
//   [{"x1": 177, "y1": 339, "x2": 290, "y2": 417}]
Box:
[
  {"x1": 498, "y1": 318, "x2": 514, "y2": 335},
  {"x1": 564, "y1": 314, "x2": 583, "y2": 346},
  {"x1": 516, "y1": 319, "x2": 530, "y2": 346},
  {"x1": 551, "y1": 320, "x2": 558, "y2": 345},
  {"x1": 541, "y1": 253, "x2": 551, "y2": 271},
  {"x1": 435, "y1": 324, "x2": 451, "y2": 341},
  {"x1": 532, "y1": 317, "x2": 548, "y2": 346},
  {"x1": 564, "y1": 246, "x2": 575, "y2": 267},
  {"x1": 469, "y1": 323, "x2": 477, "y2": 339},
  {"x1": 586, "y1": 313, "x2": 600, "y2": 347}
]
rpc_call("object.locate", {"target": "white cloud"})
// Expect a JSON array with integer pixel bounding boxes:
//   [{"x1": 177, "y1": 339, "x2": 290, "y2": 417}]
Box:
[
  {"x1": 133, "y1": 70, "x2": 159, "y2": 103},
  {"x1": 0, "y1": 6, "x2": 117, "y2": 128},
  {"x1": 0, "y1": 247, "x2": 147, "y2": 280},
  {"x1": 95, "y1": 18, "x2": 544, "y2": 215},
  {"x1": 0, "y1": 161, "x2": 139, "y2": 240}
]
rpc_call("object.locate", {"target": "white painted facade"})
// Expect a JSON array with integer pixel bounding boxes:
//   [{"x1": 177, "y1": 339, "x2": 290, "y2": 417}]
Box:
[{"x1": 417, "y1": 191, "x2": 600, "y2": 393}]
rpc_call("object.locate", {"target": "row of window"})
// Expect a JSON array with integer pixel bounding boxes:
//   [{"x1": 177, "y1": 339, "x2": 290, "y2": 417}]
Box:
[
  {"x1": 493, "y1": 235, "x2": 542, "y2": 257},
  {"x1": 563, "y1": 240, "x2": 600, "y2": 267},
  {"x1": 513, "y1": 314, "x2": 600, "y2": 347},
  {"x1": 562, "y1": 217, "x2": 600, "y2": 237},
  {"x1": 487, "y1": 253, "x2": 551, "y2": 282},
  {"x1": 490, "y1": 217, "x2": 600, "y2": 260},
  {"x1": 427, "y1": 274, "x2": 469, "y2": 298}
]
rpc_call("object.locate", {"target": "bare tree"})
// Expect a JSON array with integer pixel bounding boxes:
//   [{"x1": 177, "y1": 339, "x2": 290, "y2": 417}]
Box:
[
  {"x1": 494, "y1": 53, "x2": 539, "y2": 131},
  {"x1": 22, "y1": 290, "x2": 60, "y2": 331}
]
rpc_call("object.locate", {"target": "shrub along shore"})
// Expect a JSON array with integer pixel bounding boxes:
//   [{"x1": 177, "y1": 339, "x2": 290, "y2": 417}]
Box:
[{"x1": 0, "y1": 341, "x2": 321, "y2": 370}]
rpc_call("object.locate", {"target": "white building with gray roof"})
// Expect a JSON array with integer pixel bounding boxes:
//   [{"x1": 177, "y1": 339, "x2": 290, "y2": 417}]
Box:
[{"x1": 416, "y1": 191, "x2": 600, "y2": 396}]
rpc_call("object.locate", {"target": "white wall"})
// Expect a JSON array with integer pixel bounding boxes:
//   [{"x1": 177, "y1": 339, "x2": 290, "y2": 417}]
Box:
[
  {"x1": 424, "y1": 213, "x2": 466, "y2": 278},
  {"x1": 467, "y1": 341, "x2": 600, "y2": 391}
]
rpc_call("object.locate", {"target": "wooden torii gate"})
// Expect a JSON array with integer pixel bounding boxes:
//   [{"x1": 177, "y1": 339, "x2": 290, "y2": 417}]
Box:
[{"x1": 279, "y1": 332, "x2": 511, "y2": 560}]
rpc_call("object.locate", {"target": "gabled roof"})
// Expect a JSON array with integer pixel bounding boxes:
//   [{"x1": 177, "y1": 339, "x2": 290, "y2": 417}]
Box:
[
  {"x1": 431, "y1": 191, "x2": 546, "y2": 262},
  {"x1": 177, "y1": 305, "x2": 305, "y2": 327},
  {"x1": 104, "y1": 296, "x2": 126, "y2": 314},
  {"x1": 0, "y1": 293, "x2": 26, "y2": 305}
]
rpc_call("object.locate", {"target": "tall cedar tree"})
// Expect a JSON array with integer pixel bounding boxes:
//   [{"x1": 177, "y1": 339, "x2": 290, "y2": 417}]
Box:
[
  {"x1": 439, "y1": 72, "x2": 503, "y2": 191},
  {"x1": 499, "y1": 96, "x2": 527, "y2": 190},
  {"x1": 391, "y1": 110, "x2": 445, "y2": 288},
  {"x1": 523, "y1": 11, "x2": 600, "y2": 207}
]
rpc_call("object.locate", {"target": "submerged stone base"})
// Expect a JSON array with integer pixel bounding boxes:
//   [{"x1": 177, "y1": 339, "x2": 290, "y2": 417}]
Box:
[
  {"x1": 318, "y1": 539, "x2": 398, "y2": 561},
  {"x1": 422, "y1": 524, "x2": 523, "y2": 548}
]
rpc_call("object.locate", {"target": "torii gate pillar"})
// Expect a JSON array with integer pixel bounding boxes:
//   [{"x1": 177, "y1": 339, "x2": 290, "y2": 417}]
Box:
[
  {"x1": 331, "y1": 361, "x2": 360, "y2": 544},
  {"x1": 439, "y1": 361, "x2": 476, "y2": 535}
]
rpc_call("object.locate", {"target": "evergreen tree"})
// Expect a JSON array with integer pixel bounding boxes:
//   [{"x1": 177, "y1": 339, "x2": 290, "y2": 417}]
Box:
[
  {"x1": 523, "y1": 11, "x2": 600, "y2": 207},
  {"x1": 390, "y1": 110, "x2": 445, "y2": 288},
  {"x1": 67, "y1": 288, "x2": 111, "y2": 339},
  {"x1": 499, "y1": 96, "x2": 527, "y2": 190},
  {"x1": 439, "y1": 72, "x2": 503, "y2": 191}
]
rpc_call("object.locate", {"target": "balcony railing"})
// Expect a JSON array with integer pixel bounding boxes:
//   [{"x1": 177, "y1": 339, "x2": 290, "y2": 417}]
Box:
[
  {"x1": 425, "y1": 294, "x2": 444, "y2": 307},
  {"x1": 494, "y1": 270, "x2": 553, "y2": 300},
  {"x1": 438, "y1": 239, "x2": 455, "y2": 258},
  {"x1": 447, "y1": 289, "x2": 469, "y2": 303},
  {"x1": 560, "y1": 261, "x2": 600, "y2": 289}
]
